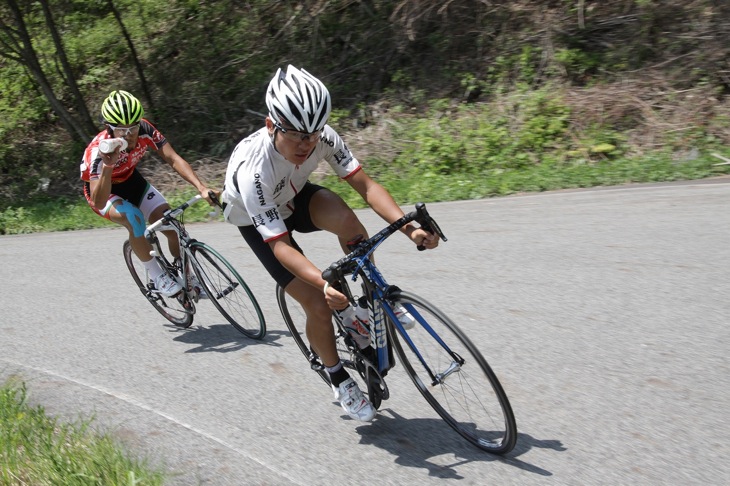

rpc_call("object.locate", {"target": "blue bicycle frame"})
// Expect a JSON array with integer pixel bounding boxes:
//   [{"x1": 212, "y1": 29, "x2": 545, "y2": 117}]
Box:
[{"x1": 347, "y1": 245, "x2": 460, "y2": 386}]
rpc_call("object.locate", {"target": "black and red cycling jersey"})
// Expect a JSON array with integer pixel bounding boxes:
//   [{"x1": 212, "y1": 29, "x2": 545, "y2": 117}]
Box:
[{"x1": 79, "y1": 119, "x2": 167, "y2": 184}]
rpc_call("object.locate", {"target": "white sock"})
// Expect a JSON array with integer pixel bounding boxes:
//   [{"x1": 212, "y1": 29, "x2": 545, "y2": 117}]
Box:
[
  {"x1": 141, "y1": 258, "x2": 163, "y2": 280},
  {"x1": 325, "y1": 361, "x2": 343, "y2": 374}
]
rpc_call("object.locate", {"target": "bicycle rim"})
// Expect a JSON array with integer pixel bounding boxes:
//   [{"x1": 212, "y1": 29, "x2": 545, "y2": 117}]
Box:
[
  {"x1": 388, "y1": 290, "x2": 517, "y2": 454},
  {"x1": 276, "y1": 284, "x2": 330, "y2": 385},
  {"x1": 276, "y1": 285, "x2": 387, "y2": 408},
  {"x1": 190, "y1": 242, "x2": 266, "y2": 339},
  {"x1": 122, "y1": 240, "x2": 193, "y2": 328}
]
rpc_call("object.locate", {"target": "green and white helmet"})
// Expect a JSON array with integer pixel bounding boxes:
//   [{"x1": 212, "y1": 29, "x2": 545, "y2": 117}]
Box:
[
  {"x1": 101, "y1": 90, "x2": 144, "y2": 125},
  {"x1": 266, "y1": 65, "x2": 331, "y2": 133}
]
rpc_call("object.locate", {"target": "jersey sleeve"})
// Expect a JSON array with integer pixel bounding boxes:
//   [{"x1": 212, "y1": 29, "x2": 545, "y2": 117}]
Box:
[
  {"x1": 223, "y1": 133, "x2": 289, "y2": 240},
  {"x1": 239, "y1": 172, "x2": 288, "y2": 241},
  {"x1": 80, "y1": 133, "x2": 105, "y2": 182},
  {"x1": 139, "y1": 119, "x2": 167, "y2": 149},
  {"x1": 320, "y1": 126, "x2": 361, "y2": 179}
]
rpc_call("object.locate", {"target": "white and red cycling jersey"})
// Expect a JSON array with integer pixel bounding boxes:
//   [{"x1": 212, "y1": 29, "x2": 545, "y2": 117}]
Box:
[
  {"x1": 222, "y1": 125, "x2": 361, "y2": 242},
  {"x1": 79, "y1": 119, "x2": 167, "y2": 183}
]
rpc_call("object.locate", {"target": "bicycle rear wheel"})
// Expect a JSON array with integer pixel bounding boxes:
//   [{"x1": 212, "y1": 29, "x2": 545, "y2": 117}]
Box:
[
  {"x1": 189, "y1": 242, "x2": 266, "y2": 339},
  {"x1": 122, "y1": 240, "x2": 194, "y2": 328},
  {"x1": 276, "y1": 285, "x2": 386, "y2": 408},
  {"x1": 387, "y1": 290, "x2": 517, "y2": 454},
  {"x1": 276, "y1": 284, "x2": 330, "y2": 385}
]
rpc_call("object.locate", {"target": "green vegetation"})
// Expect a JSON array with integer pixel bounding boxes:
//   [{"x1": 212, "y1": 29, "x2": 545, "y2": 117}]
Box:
[
  {"x1": 1, "y1": 381, "x2": 165, "y2": 485},
  {"x1": 3, "y1": 144, "x2": 727, "y2": 235},
  {"x1": 1, "y1": 1, "x2": 729, "y2": 477},
  {"x1": 328, "y1": 149, "x2": 730, "y2": 209},
  {"x1": 2, "y1": 1, "x2": 729, "y2": 228},
  {"x1": 0, "y1": 188, "x2": 220, "y2": 234}
]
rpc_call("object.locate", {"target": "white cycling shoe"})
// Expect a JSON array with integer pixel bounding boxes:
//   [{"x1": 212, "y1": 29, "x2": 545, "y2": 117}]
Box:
[
  {"x1": 190, "y1": 276, "x2": 208, "y2": 300},
  {"x1": 153, "y1": 273, "x2": 182, "y2": 297},
  {"x1": 333, "y1": 378, "x2": 376, "y2": 422},
  {"x1": 394, "y1": 303, "x2": 416, "y2": 330}
]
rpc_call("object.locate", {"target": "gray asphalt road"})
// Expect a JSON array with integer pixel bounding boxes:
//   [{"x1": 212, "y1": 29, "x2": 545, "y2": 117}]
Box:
[{"x1": 1, "y1": 179, "x2": 729, "y2": 485}]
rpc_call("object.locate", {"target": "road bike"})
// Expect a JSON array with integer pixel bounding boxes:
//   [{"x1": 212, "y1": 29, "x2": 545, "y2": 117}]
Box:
[
  {"x1": 276, "y1": 203, "x2": 517, "y2": 454},
  {"x1": 123, "y1": 193, "x2": 266, "y2": 339}
]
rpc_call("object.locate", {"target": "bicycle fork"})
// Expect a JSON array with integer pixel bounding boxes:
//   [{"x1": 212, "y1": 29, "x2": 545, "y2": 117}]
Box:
[
  {"x1": 365, "y1": 260, "x2": 465, "y2": 387},
  {"x1": 383, "y1": 300, "x2": 465, "y2": 386}
]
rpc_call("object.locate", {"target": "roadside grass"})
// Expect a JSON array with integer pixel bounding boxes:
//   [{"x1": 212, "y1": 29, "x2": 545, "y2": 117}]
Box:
[
  {"x1": 0, "y1": 190, "x2": 223, "y2": 235},
  {"x1": 321, "y1": 149, "x2": 730, "y2": 209},
  {"x1": 1, "y1": 149, "x2": 729, "y2": 235},
  {"x1": 0, "y1": 381, "x2": 165, "y2": 485}
]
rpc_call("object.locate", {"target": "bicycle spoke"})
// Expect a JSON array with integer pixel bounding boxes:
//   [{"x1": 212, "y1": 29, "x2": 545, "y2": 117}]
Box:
[
  {"x1": 190, "y1": 242, "x2": 265, "y2": 339},
  {"x1": 389, "y1": 291, "x2": 517, "y2": 454},
  {"x1": 123, "y1": 240, "x2": 193, "y2": 328}
]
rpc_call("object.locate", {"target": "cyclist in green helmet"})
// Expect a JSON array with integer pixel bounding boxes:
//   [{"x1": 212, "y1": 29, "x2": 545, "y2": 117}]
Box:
[{"x1": 80, "y1": 90, "x2": 215, "y2": 296}]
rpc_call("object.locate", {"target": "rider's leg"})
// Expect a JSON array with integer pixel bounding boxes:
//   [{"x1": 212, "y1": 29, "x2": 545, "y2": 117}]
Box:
[
  {"x1": 286, "y1": 276, "x2": 375, "y2": 421},
  {"x1": 239, "y1": 190, "x2": 375, "y2": 420},
  {"x1": 105, "y1": 198, "x2": 180, "y2": 294},
  {"x1": 136, "y1": 184, "x2": 179, "y2": 260},
  {"x1": 105, "y1": 198, "x2": 155, "y2": 263},
  {"x1": 147, "y1": 204, "x2": 181, "y2": 259},
  {"x1": 301, "y1": 188, "x2": 373, "y2": 363},
  {"x1": 307, "y1": 189, "x2": 369, "y2": 253},
  {"x1": 284, "y1": 278, "x2": 340, "y2": 367}
]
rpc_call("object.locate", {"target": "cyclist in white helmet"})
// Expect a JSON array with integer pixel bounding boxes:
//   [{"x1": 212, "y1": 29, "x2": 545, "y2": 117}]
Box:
[
  {"x1": 222, "y1": 66, "x2": 438, "y2": 422},
  {"x1": 80, "y1": 90, "x2": 215, "y2": 297}
]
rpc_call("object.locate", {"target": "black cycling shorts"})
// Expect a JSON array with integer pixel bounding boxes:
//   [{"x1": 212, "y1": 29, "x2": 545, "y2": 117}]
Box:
[
  {"x1": 83, "y1": 168, "x2": 167, "y2": 220},
  {"x1": 238, "y1": 182, "x2": 325, "y2": 288},
  {"x1": 83, "y1": 168, "x2": 148, "y2": 206}
]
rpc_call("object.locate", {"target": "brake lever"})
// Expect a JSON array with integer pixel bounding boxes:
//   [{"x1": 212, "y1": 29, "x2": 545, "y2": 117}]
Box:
[
  {"x1": 322, "y1": 266, "x2": 356, "y2": 306},
  {"x1": 415, "y1": 203, "x2": 447, "y2": 251},
  {"x1": 208, "y1": 190, "x2": 223, "y2": 208}
]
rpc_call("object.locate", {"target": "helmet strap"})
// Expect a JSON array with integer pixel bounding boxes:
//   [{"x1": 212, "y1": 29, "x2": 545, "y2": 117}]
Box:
[{"x1": 265, "y1": 116, "x2": 280, "y2": 150}]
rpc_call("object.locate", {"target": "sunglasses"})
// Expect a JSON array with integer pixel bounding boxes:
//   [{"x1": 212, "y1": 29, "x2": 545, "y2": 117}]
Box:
[
  {"x1": 275, "y1": 122, "x2": 322, "y2": 142},
  {"x1": 107, "y1": 123, "x2": 140, "y2": 137}
]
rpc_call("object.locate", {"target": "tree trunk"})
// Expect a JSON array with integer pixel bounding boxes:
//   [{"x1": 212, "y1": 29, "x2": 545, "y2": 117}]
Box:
[
  {"x1": 38, "y1": 0, "x2": 97, "y2": 135},
  {"x1": 107, "y1": 0, "x2": 155, "y2": 113},
  {"x1": 1, "y1": 0, "x2": 92, "y2": 143}
]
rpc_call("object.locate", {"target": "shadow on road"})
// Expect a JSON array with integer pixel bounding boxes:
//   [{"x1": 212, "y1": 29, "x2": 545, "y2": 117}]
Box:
[
  {"x1": 354, "y1": 409, "x2": 564, "y2": 478},
  {"x1": 168, "y1": 323, "x2": 287, "y2": 353}
]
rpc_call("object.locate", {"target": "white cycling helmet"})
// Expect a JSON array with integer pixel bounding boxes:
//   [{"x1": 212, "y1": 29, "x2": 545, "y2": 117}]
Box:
[{"x1": 266, "y1": 65, "x2": 331, "y2": 133}]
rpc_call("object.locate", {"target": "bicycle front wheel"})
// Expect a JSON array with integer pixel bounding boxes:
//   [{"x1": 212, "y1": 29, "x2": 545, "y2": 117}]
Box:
[
  {"x1": 122, "y1": 240, "x2": 193, "y2": 328},
  {"x1": 388, "y1": 290, "x2": 517, "y2": 454},
  {"x1": 189, "y1": 242, "x2": 266, "y2": 339}
]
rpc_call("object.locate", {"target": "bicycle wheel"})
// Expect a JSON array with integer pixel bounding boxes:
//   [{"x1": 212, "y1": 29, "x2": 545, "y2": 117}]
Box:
[
  {"x1": 387, "y1": 290, "x2": 517, "y2": 454},
  {"x1": 122, "y1": 240, "x2": 194, "y2": 328},
  {"x1": 189, "y1": 242, "x2": 266, "y2": 339},
  {"x1": 275, "y1": 285, "x2": 387, "y2": 407},
  {"x1": 276, "y1": 284, "x2": 330, "y2": 385}
]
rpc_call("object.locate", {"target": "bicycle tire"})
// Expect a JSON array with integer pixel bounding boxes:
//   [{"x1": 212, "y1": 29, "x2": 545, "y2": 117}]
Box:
[
  {"x1": 276, "y1": 284, "x2": 330, "y2": 385},
  {"x1": 387, "y1": 290, "x2": 517, "y2": 454},
  {"x1": 189, "y1": 242, "x2": 266, "y2": 339},
  {"x1": 122, "y1": 240, "x2": 194, "y2": 328},
  {"x1": 275, "y1": 285, "x2": 386, "y2": 408}
]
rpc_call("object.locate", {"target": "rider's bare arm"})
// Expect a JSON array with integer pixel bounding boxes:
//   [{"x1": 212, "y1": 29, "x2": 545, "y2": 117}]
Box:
[
  {"x1": 157, "y1": 143, "x2": 213, "y2": 204},
  {"x1": 346, "y1": 169, "x2": 439, "y2": 250}
]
